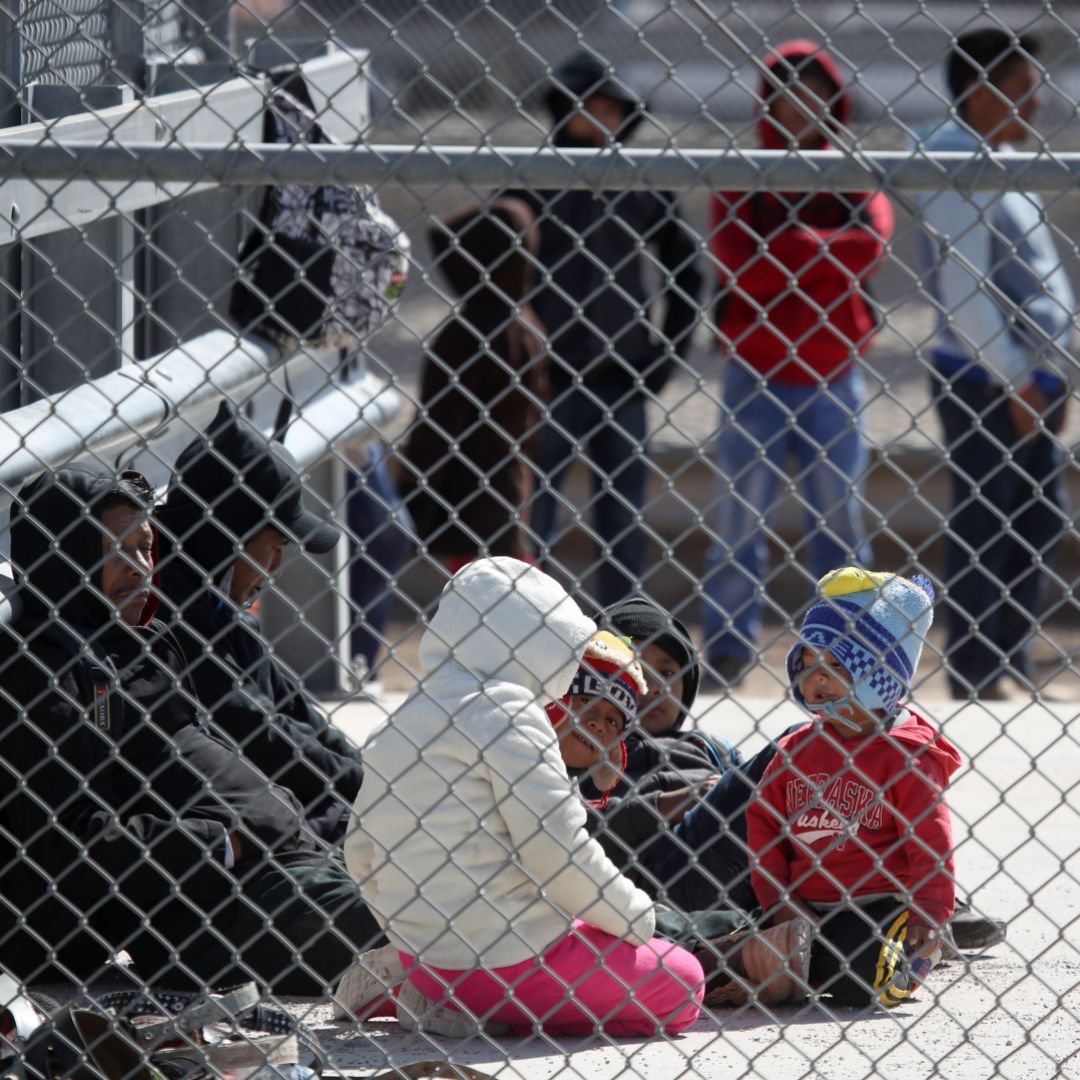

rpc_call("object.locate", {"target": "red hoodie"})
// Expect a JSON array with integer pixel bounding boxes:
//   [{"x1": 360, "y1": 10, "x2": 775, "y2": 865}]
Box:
[
  {"x1": 710, "y1": 41, "x2": 895, "y2": 384},
  {"x1": 747, "y1": 709, "x2": 962, "y2": 929}
]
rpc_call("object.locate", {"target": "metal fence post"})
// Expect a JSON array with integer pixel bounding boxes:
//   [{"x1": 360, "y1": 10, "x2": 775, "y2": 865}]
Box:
[{"x1": 0, "y1": 0, "x2": 19, "y2": 412}]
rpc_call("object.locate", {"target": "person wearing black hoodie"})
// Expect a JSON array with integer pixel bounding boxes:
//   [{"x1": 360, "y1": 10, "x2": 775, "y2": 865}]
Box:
[
  {"x1": 516, "y1": 53, "x2": 703, "y2": 607},
  {"x1": 609, "y1": 598, "x2": 736, "y2": 780},
  {"x1": 155, "y1": 403, "x2": 365, "y2": 844},
  {"x1": 0, "y1": 466, "x2": 382, "y2": 990}
]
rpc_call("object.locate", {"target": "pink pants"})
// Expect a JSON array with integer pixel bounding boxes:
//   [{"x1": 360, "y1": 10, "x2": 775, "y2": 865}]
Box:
[{"x1": 401, "y1": 921, "x2": 704, "y2": 1037}]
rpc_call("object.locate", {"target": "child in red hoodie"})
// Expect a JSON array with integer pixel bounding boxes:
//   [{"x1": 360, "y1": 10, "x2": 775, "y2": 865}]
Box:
[{"x1": 745, "y1": 568, "x2": 961, "y2": 1007}]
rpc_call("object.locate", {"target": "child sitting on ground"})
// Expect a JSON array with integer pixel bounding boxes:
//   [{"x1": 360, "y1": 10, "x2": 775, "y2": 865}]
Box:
[
  {"x1": 729, "y1": 567, "x2": 962, "y2": 1007},
  {"x1": 343, "y1": 557, "x2": 703, "y2": 1037},
  {"x1": 586, "y1": 597, "x2": 789, "y2": 912},
  {"x1": 607, "y1": 598, "x2": 735, "y2": 780},
  {"x1": 598, "y1": 593, "x2": 1004, "y2": 955}
]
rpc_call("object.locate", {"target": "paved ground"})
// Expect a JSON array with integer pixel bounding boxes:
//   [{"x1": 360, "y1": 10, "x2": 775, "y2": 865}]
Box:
[{"x1": 314, "y1": 681, "x2": 1080, "y2": 1080}]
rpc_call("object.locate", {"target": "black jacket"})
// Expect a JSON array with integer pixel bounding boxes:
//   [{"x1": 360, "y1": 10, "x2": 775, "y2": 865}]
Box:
[
  {"x1": 0, "y1": 468, "x2": 311, "y2": 964},
  {"x1": 156, "y1": 420, "x2": 364, "y2": 840},
  {"x1": 521, "y1": 53, "x2": 703, "y2": 390},
  {"x1": 514, "y1": 188, "x2": 703, "y2": 392},
  {"x1": 400, "y1": 197, "x2": 547, "y2": 559}
]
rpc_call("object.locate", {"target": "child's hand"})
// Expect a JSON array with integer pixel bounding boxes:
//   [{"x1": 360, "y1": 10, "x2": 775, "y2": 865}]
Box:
[
  {"x1": 697, "y1": 774, "x2": 721, "y2": 797},
  {"x1": 657, "y1": 787, "x2": 695, "y2": 823},
  {"x1": 657, "y1": 775, "x2": 720, "y2": 824},
  {"x1": 906, "y1": 924, "x2": 938, "y2": 955}
]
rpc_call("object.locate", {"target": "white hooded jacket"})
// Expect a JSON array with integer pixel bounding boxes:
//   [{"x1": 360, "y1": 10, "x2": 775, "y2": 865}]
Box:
[{"x1": 345, "y1": 558, "x2": 657, "y2": 969}]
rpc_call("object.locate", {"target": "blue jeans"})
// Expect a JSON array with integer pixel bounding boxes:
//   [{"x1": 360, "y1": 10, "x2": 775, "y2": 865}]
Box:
[
  {"x1": 347, "y1": 442, "x2": 413, "y2": 671},
  {"x1": 702, "y1": 363, "x2": 871, "y2": 666},
  {"x1": 531, "y1": 379, "x2": 647, "y2": 608}
]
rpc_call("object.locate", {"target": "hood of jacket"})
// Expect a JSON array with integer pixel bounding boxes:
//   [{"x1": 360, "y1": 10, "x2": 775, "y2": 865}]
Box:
[
  {"x1": 757, "y1": 40, "x2": 850, "y2": 150},
  {"x1": 9, "y1": 465, "x2": 156, "y2": 637},
  {"x1": 889, "y1": 710, "x2": 963, "y2": 781},
  {"x1": 418, "y1": 557, "x2": 596, "y2": 701},
  {"x1": 544, "y1": 52, "x2": 644, "y2": 145},
  {"x1": 429, "y1": 197, "x2": 538, "y2": 305},
  {"x1": 156, "y1": 402, "x2": 339, "y2": 597}
]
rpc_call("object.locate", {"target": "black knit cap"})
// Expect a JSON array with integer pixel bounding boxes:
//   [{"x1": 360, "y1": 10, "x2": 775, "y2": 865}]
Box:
[
  {"x1": 606, "y1": 597, "x2": 700, "y2": 731},
  {"x1": 160, "y1": 402, "x2": 340, "y2": 561}
]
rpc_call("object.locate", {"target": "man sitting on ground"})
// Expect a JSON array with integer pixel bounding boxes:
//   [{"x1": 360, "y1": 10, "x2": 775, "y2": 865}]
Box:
[
  {"x1": 156, "y1": 403, "x2": 365, "y2": 843},
  {"x1": 0, "y1": 465, "x2": 381, "y2": 992}
]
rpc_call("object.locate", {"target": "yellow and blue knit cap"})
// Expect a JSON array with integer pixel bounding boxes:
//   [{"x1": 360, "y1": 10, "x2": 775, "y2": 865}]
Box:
[{"x1": 787, "y1": 568, "x2": 935, "y2": 716}]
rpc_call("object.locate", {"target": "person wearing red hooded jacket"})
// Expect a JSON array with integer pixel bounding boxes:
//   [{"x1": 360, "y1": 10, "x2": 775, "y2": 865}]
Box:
[
  {"x1": 744, "y1": 568, "x2": 961, "y2": 1007},
  {"x1": 702, "y1": 41, "x2": 894, "y2": 685}
]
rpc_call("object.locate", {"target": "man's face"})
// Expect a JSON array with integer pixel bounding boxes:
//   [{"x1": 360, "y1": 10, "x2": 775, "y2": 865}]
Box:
[
  {"x1": 562, "y1": 94, "x2": 629, "y2": 147},
  {"x1": 99, "y1": 504, "x2": 154, "y2": 625},
  {"x1": 229, "y1": 525, "x2": 288, "y2": 607},
  {"x1": 963, "y1": 57, "x2": 1040, "y2": 147},
  {"x1": 767, "y1": 71, "x2": 835, "y2": 149}
]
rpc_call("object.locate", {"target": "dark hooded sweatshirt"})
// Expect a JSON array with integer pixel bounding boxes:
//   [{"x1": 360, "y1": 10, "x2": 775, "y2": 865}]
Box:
[
  {"x1": 399, "y1": 197, "x2": 548, "y2": 559},
  {"x1": 155, "y1": 412, "x2": 364, "y2": 841},
  {"x1": 510, "y1": 54, "x2": 703, "y2": 393},
  {"x1": 0, "y1": 467, "x2": 309, "y2": 974},
  {"x1": 581, "y1": 602, "x2": 731, "y2": 808}
]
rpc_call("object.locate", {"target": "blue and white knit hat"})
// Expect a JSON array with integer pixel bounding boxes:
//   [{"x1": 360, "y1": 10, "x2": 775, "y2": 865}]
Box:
[{"x1": 787, "y1": 568, "x2": 936, "y2": 717}]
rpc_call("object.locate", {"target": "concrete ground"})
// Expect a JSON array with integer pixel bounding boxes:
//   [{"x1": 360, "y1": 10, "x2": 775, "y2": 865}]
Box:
[{"x1": 312, "y1": 673, "x2": 1080, "y2": 1080}]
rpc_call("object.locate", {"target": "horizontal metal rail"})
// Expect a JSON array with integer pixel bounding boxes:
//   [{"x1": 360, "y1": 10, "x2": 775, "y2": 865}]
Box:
[
  {"x1": 1, "y1": 141, "x2": 1080, "y2": 193},
  {"x1": 0, "y1": 332, "x2": 401, "y2": 622},
  {"x1": 0, "y1": 330, "x2": 281, "y2": 496},
  {"x1": 0, "y1": 49, "x2": 368, "y2": 244},
  {"x1": 0, "y1": 331, "x2": 401, "y2": 497}
]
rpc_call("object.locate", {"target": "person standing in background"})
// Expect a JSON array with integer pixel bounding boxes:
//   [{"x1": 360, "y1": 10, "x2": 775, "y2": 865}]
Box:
[
  {"x1": 520, "y1": 52, "x2": 703, "y2": 608},
  {"x1": 916, "y1": 28, "x2": 1074, "y2": 700},
  {"x1": 702, "y1": 40, "x2": 894, "y2": 689},
  {"x1": 398, "y1": 198, "x2": 547, "y2": 574}
]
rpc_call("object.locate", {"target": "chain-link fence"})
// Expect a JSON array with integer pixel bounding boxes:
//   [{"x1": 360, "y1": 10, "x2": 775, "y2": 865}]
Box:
[{"x1": 0, "y1": 1, "x2": 1078, "y2": 1077}]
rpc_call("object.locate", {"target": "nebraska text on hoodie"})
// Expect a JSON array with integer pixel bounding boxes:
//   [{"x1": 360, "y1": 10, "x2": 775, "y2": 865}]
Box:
[
  {"x1": 747, "y1": 709, "x2": 963, "y2": 928},
  {"x1": 344, "y1": 557, "x2": 658, "y2": 969}
]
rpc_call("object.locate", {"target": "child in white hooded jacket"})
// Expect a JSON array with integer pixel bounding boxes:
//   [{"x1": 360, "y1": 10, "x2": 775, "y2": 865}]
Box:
[{"x1": 344, "y1": 557, "x2": 703, "y2": 1037}]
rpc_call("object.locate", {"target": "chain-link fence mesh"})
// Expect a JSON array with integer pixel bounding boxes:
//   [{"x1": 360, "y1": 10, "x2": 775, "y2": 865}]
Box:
[{"x1": 0, "y1": 0, "x2": 1077, "y2": 1077}]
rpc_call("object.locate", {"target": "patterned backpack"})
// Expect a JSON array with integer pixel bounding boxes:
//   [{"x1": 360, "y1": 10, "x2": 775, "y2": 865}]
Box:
[{"x1": 230, "y1": 70, "x2": 409, "y2": 350}]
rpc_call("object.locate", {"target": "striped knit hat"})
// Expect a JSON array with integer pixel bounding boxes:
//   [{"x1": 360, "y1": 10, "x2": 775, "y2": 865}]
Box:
[
  {"x1": 787, "y1": 567, "x2": 935, "y2": 717},
  {"x1": 565, "y1": 630, "x2": 649, "y2": 726}
]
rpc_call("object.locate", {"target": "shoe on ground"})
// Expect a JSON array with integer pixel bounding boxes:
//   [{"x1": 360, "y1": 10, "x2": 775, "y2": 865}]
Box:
[
  {"x1": 333, "y1": 942, "x2": 404, "y2": 1020},
  {"x1": 948, "y1": 903, "x2": 1007, "y2": 951},
  {"x1": 948, "y1": 680, "x2": 1012, "y2": 702},
  {"x1": 396, "y1": 980, "x2": 509, "y2": 1038},
  {"x1": 703, "y1": 655, "x2": 750, "y2": 692}
]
